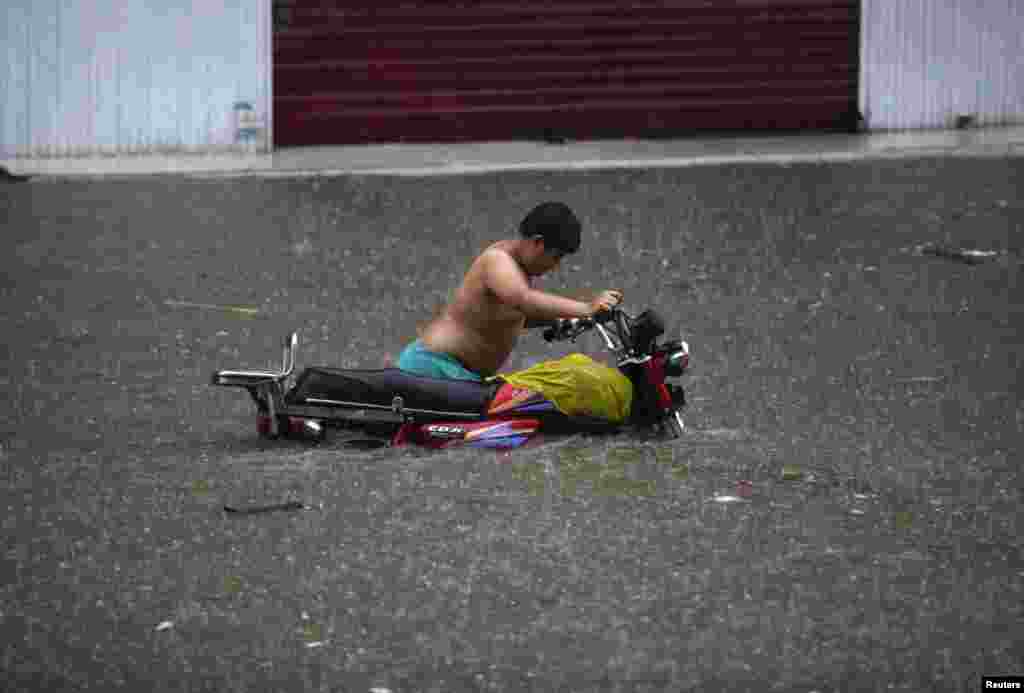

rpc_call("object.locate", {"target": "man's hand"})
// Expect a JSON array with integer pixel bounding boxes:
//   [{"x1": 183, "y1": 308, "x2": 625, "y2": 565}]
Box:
[{"x1": 589, "y1": 290, "x2": 623, "y2": 316}]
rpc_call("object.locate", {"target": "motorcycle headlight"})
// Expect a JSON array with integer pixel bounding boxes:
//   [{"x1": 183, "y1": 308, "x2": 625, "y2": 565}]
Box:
[{"x1": 663, "y1": 341, "x2": 690, "y2": 377}]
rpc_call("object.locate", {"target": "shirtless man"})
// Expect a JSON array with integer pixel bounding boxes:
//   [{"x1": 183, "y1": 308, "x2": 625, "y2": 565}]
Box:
[{"x1": 397, "y1": 202, "x2": 623, "y2": 381}]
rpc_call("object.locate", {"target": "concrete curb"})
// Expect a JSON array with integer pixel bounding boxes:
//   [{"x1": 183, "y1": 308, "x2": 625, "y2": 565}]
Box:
[{"x1": 3, "y1": 126, "x2": 1022, "y2": 180}]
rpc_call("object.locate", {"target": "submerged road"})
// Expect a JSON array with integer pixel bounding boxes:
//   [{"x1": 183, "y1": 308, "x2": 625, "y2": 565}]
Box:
[{"x1": 1, "y1": 156, "x2": 1022, "y2": 691}]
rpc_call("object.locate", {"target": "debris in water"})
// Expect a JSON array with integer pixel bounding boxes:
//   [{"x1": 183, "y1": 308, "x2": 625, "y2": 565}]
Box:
[
  {"x1": 737, "y1": 480, "x2": 754, "y2": 497},
  {"x1": 304, "y1": 641, "x2": 325, "y2": 649},
  {"x1": 155, "y1": 621, "x2": 174, "y2": 631},
  {"x1": 918, "y1": 244, "x2": 1000, "y2": 265},
  {"x1": 223, "y1": 501, "x2": 308, "y2": 515},
  {"x1": 781, "y1": 464, "x2": 804, "y2": 481},
  {"x1": 302, "y1": 621, "x2": 323, "y2": 643},
  {"x1": 165, "y1": 299, "x2": 260, "y2": 316},
  {"x1": 710, "y1": 494, "x2": 744, "y2": 504}
]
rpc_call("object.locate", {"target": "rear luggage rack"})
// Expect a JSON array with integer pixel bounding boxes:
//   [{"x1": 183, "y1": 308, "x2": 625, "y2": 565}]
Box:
[
  {"x1": 211, "y1": 332, "x2": 297, "y2": 387},
  {"x1": 212, "y1": 332, "x2": 485, "y2": 439},
  {"x1": 211, "y1": 332, "x2": 298, "y2": 437}
]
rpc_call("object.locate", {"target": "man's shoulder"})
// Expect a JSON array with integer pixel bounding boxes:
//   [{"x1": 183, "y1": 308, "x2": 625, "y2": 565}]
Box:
[
  {"x1": 480, "y1": 240, "x2": 513, "y2": 258},
  {"x1": 473, "y1": 243, "x2": 529, "y2": 291},
  {"x1": 477, "y1": 244, "x2": 517, "y2": 271}
]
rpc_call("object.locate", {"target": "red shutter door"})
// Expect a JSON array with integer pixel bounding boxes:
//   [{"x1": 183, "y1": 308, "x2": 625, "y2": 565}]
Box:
[{"x1": 274, "y1": 1, "x2": 859, "y2": 147}]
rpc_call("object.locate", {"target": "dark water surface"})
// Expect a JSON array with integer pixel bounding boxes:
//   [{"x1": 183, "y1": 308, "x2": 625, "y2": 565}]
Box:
[{"x1": 1, "y1": 158, "x2": 1022, "y2": 691}]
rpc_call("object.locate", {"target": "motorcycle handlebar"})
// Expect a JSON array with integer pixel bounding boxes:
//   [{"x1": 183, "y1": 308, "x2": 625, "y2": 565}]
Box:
[
  {"x1": 541, "y1": 308, "x2": 616, "y2": 342},
  {"x1": 542, "y1": 321, "x2": 570, "y2": 342}
]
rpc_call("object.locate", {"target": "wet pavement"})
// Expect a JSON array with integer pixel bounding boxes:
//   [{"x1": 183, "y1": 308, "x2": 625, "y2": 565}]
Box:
[{"x1": 1, "y1": 156, "x2": 1022, "y2": 691}]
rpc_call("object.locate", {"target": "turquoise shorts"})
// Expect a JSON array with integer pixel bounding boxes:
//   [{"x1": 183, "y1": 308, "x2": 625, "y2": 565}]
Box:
[{"x1": 397, "y1": 340, "x2": 482, "y2": 382}]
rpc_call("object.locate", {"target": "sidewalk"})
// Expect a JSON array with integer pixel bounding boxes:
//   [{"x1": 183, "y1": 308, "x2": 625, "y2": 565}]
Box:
[{"x1": 3, "y1": 125, "x2": 1023, "y2": 179}]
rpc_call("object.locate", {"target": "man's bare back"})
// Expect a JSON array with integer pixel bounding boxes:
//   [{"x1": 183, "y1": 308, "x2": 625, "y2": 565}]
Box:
[
  {"x1": 400, "y1": 202, "x2": 622, "y2": 380},
  {"x1": 420, "y1": 241, "x2": 531, "y2": 377}
]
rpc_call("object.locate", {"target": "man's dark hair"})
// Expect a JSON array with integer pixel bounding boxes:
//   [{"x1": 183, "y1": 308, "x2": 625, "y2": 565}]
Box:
[{"x1": 519, "y1": 202, "x2": 581, "y2": 255}]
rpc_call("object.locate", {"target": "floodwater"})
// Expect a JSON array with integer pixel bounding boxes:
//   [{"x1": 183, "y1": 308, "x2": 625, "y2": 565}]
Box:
[{"x1": 1, "y1": 158, "x2": 1022, "y2": 691}]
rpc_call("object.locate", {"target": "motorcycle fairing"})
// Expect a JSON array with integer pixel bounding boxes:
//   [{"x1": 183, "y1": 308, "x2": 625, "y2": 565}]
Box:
[
  {"x1": 486, "y1": 383, "x2": 558, "y2": 416},
  {"x1": 393, "y1": 417, "x2": 541, "y2": 449}
]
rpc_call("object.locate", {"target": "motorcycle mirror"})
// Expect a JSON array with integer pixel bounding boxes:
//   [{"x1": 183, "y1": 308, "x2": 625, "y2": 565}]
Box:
[{"x1": 631, "y1": 310, "x2": 665, "y2": 352}]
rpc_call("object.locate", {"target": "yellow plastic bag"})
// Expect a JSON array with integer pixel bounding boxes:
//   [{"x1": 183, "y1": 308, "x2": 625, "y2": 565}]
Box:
[{"x1": 498, "y1": 353, "x2": 633, "y2": 423}]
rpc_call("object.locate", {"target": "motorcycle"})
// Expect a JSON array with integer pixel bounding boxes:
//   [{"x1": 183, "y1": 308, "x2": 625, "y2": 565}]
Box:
[{"x1": 210, "y1": 306, "x2": 690, "y2": 449}]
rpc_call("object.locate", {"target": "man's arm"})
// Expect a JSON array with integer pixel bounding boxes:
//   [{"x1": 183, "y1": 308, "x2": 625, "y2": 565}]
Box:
[{"x1": 483, "y1": 250, "x2": 593, "y2": 321}]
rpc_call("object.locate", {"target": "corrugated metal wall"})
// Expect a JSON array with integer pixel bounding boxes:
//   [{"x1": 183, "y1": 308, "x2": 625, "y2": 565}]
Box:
[
  {"x1": 274, "y1": 0, "x2": 861, "y2": 146},
  {"x1": 861, "y1": 0, "x2": 1024, "y2": 130},
  {"x1": 0, "y1": 0, "x2": 272, "y2": 158}
]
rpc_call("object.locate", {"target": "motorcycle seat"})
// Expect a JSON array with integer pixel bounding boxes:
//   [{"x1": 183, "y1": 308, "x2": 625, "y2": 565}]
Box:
[{"x1": 285, "y1": 367, "x2": 501, "y2": 416}]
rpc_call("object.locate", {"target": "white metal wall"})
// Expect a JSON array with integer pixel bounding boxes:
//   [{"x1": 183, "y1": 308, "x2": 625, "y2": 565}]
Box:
[
  {"x1": 0, "y1": 0, "x2": 271, "y2": 158},
  {"x1": 861, "y1": 0, "x2": 1024, "y2": 131}
]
